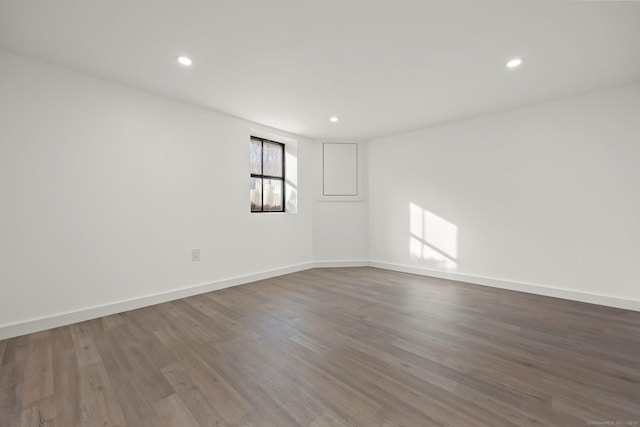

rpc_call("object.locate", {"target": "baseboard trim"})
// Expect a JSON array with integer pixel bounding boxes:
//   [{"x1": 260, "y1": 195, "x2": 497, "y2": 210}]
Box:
[
  {"x1": 3, "y1": 259, "x2": 638, "y2": 340},
  {"x1": 313, "y1": 260, "x2": 370, "y2": 268},
  {"x1": 369, "y1": 260, "x2": 640, "y2": 312},
  {"x1": 0, "y1": 262, "x2": 314, "y2": 340}
]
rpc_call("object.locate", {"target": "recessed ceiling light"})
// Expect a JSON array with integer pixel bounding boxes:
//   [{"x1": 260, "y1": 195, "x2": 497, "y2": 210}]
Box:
[
  {"x1": 330, "y1": 116, "x2": 339, "y2": 123},
  {"x1": 177, "y1": 56, "x2": 193, "y2": 66},
  {"x1": 506, "y1": 57, "x2": 523, "y2": 69}
]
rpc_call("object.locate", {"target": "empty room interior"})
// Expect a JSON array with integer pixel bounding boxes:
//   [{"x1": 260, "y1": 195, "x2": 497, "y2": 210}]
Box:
[{"x1": 1, "y1": 1, "x2": 640, "y2": 426}]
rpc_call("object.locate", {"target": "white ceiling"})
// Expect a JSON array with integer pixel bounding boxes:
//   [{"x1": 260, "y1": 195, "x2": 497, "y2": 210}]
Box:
[{"x1": 1, "y1": 0, "x2": 640, "y2": 140}]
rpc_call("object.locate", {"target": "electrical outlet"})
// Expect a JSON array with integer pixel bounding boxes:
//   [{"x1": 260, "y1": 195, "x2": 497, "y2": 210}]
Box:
[{"x1": 192, "y1": 248, "x2": 200, "y2": 262}]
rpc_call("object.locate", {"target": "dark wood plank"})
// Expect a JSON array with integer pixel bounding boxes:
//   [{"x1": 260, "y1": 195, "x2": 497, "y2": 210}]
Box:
[
  {"x1": 0, "y1": 267, "x2": 639, "y2": 426},
  {"x1": 22, "y1": 334, "x2": 54, "y2": 407}
]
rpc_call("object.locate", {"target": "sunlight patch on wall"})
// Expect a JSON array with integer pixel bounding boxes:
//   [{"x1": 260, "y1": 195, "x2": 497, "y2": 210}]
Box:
[
  {"x1": 285, "y1": 151, "x2": 298, "y2": 212},
  {"x1": 409, "y1": 203, "x2": 458, "y2": 270}
]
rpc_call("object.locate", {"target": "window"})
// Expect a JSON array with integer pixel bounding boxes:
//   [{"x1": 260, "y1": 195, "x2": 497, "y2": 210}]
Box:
[{"x1": 250, "y1": 136, "x2": 285, "y2": 212}]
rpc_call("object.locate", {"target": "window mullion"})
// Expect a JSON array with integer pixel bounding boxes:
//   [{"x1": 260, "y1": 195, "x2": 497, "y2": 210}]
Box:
[
  {"x1": 261, "y1": 140, "x2": 264, "y2": 212},
  {"x1": 251, "y1": 137, "x2": 285, "y2": 213}
]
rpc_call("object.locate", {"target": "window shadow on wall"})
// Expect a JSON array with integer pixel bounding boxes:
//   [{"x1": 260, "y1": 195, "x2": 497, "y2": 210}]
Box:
[{"x1": 409, "y1": 203, "x2": 458, "y2": 270}]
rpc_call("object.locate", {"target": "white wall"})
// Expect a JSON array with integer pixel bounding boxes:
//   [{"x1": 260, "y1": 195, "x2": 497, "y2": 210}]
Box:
[
  {"x1": 0, "y1": 50, "x2": 314, "y2": 335},
  {"x1": 369, "y1": 83, "x2": 640, "y2": 305},
  {"x1": 313, "y1": 201, "x2": 368, "y2": 264},
  {"x1": 312, "y1": 141, "x2": 368, "y2": 265},
  {"x1": 3, "y1": 48, "x2": 639, "y2": 339}
]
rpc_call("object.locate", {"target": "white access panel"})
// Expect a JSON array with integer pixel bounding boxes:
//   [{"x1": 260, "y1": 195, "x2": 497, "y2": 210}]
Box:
[{"x1": 323, "y1": 142, "x2": 358, "y2": 196}]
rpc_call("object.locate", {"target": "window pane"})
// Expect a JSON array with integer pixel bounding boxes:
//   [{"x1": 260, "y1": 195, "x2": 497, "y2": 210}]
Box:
[
  {"x1": 250, "y1": 138, "x2": 262, "y2": 175},
  {"x1": 250, "y1": 177, "x2": 262, "y2": 211},
  {"x1": 263, "y1": 179, "x2": 283, "y2": 211},
  {"x1": 263, "y1": 142, "x2": 283, "y2": 177}
]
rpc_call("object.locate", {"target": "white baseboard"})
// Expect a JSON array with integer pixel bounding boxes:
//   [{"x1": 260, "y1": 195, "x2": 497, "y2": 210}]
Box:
[
  {"x1": 3, "y1": 259, "x2": 638, "y2": 340},
  {"x1": 313, "y1": 260, "x2": 370, "y2": 268},
  {"x1": 0, "y1": 262, "x2": 314, "y2": 340},
  {"x1": 369, "y1": 260, "x2": 640, "y2": 312}
]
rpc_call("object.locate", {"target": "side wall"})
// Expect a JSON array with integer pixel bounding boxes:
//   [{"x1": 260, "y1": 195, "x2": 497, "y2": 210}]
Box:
[
  {"x1": 369, "y1": 83, "x2": 640, "y2": 309},
  {"x1": 2, "y1": 49, "x2": 639, "y2": 339},
  {"x1": 0, "y1": 50, "x2": 314, "y2": 338}
]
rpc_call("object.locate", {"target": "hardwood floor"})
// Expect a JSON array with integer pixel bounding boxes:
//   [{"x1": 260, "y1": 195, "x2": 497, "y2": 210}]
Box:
[{"x1": 1, "y1": 267, "x2": 639, "y2": 426}]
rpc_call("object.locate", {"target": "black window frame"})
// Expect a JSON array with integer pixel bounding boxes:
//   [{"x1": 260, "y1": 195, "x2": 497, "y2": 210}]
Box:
[{"x1": 250, "y1": 136, "x2": 286, "y2": 213}]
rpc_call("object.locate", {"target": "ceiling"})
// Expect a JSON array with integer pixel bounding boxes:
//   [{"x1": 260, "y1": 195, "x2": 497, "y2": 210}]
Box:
[{"x1": 1, "y1": 0, "x2": 639, "y2": 140}]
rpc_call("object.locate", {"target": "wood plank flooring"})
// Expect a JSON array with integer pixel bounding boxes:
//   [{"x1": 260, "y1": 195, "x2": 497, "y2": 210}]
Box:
[{"x1": 1, "y1": 267, "x2": 639, "y2": 426}]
